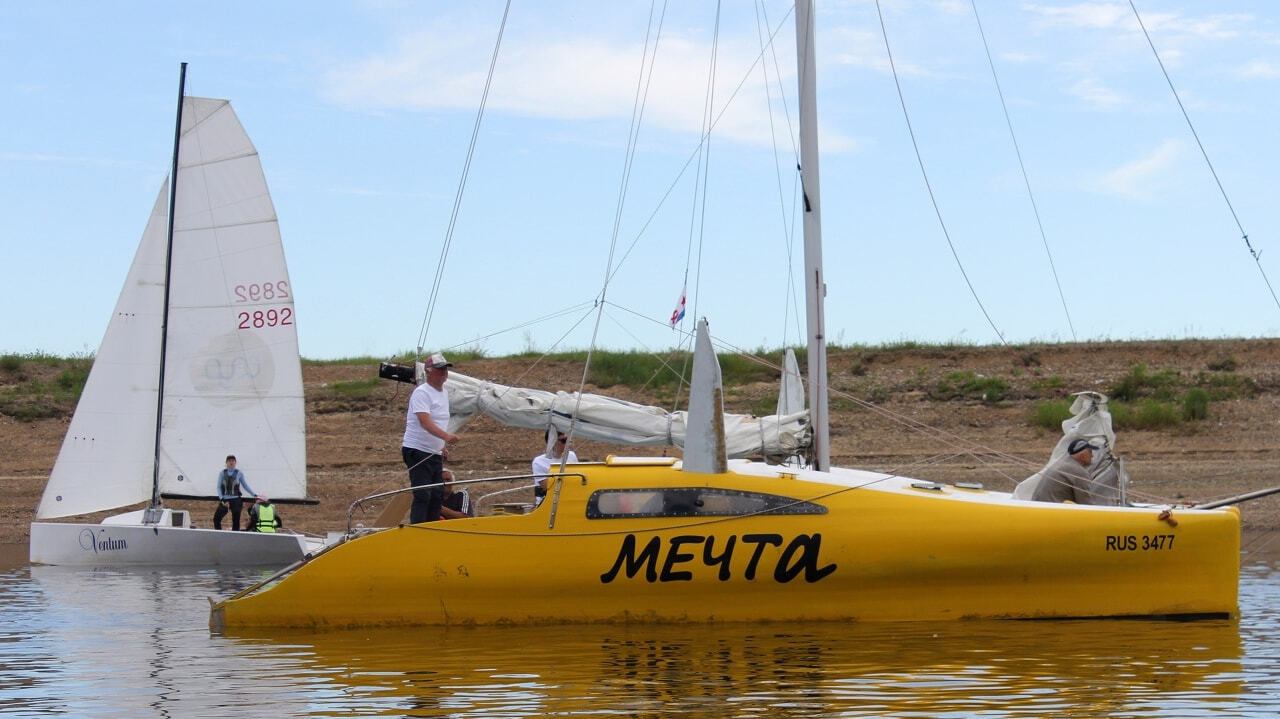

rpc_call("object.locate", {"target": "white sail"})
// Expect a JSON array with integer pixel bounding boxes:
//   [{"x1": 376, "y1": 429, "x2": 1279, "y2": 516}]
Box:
[
  {"x1": 36, "y1": 97, "x2": 305, "y2": 519},
  {"x1": 777, "y1": 348, "x2": 804, "y2": 416},
  {"x1": 445, "y1": 370, "x2": 809, "y2": 459},
  {"x1": 683, "y1": 319, "x2": 728, "y2": 474}
]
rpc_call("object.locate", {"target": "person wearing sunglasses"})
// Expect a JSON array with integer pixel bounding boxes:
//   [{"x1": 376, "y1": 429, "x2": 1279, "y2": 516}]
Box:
[{"x1": 530, "y1": 429, "x2": 578, "y2": 508}]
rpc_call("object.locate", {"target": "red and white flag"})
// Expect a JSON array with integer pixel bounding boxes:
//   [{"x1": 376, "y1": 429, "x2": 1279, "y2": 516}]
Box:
[{"x1": 669, "y1": 285, "x2": 687, "y2": 327}]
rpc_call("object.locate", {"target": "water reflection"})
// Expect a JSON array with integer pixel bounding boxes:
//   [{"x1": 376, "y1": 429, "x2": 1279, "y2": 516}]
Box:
[
  {"x1": 0, "y1": 541, "x2": 1277, "y2": 717},
  {"x1": 226, "y1": 618, "x2": 1246, "y2": 717}
]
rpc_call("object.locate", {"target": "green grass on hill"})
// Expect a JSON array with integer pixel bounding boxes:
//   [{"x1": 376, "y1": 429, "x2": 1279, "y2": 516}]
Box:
[
  {"x1": 4, "y1": 341, "x2": 1271, "y2": 428},
  {"x1": 0, "y1": 353, "x2": 93, "y2": 421}
]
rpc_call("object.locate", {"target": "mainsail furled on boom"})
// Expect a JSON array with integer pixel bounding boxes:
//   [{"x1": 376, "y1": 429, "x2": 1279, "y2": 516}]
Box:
[{"x1": 443, "y1": 369, "x2": 809, "y2": 460}]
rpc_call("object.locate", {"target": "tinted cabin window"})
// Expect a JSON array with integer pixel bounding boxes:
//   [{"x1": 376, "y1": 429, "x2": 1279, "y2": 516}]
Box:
[{"x1": 587, "y1": 487, "x2": 826, "y2": 519}]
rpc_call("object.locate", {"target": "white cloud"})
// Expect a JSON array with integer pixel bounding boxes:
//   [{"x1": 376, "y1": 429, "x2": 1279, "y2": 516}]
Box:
[
  {"x1": 998, "y1": 51, "x2": 1035, "y2": 65},
  {"x1": 828, "y1": 26, "x2": 931, "y2": 77},
  {"x1": 1026, "y1": 2, "x2": 1129, "y2": 30},
  {"x1": 1068, "y1": 77, "x2": 1126, "y2": 109},
  {"x1": 930, "y1": 0, "x2": 967, "y2": 16},
  {"x1": 1095, "y1": 139, "x2": 1183, "y2": 199},
  {"x1": 321, "y1": 22, "x2": 839, "y2": 150},
  {"x1": 1156, "y1": 13, "x2": 1248, "y2": 41},
  {"x1": 1238, "y1": 59, "x2": 1280, "y2": 79},
  {"x1": 1026, "y1": 2, "x2": 1247, "y2": 39}
]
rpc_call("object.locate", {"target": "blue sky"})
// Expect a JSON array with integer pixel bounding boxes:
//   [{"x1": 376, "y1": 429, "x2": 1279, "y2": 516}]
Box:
[{"x1": 3, "y1": 1, "x2": 1279, "y2": 360}]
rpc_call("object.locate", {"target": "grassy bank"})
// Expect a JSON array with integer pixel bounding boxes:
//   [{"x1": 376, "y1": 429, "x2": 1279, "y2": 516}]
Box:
[{"x1": 4, "y1": 340, "x2": 1273, "y2": 433}]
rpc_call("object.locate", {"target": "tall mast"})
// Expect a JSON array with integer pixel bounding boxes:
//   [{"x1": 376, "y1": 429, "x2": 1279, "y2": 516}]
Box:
[
  {"x1": 795, "y1": 0, "x2": 829, "y2": 470},
  {"x1": 150, "y1": 61, "x2": 187, "y2": 512}
]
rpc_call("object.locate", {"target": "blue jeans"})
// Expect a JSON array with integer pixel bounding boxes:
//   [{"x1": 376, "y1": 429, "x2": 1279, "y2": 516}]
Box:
[{"x1": 402, "y1": 446, "x2": 444, "y2": 523}]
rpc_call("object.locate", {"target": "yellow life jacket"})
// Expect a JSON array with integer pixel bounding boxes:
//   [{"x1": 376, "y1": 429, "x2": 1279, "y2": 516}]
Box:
[{"x1": 254, "y1": 503, "x2": 277, "y2": 533}]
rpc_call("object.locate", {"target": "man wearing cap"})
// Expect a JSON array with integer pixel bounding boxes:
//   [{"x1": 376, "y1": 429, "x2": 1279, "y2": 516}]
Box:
[
  {"x1": 401, "y1": 352, "x2": 461, "y2": 523},
  {"x1": 1030, "y1": 438, "x2": 1121, "y2": 506}
]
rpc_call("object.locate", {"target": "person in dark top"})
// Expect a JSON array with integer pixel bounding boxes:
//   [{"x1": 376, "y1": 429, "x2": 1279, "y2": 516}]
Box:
[
  {"x1": 213, "y1": 455, "x2": 257, "y2": 531},
  {"x1": 440, "y1": 470, "x2": 473, "y2": 519}
]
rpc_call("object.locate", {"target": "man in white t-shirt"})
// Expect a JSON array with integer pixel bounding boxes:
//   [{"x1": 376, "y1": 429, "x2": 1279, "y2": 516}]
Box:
[
  {"x1": 401, "y1": 352, "x2": 460, "y2": 523},
  {"x1": 531, "y1": 429, "x2": 578, "y2": 508}
]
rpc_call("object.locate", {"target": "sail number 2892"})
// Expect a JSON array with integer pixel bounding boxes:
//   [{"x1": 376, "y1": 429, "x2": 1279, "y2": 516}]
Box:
[
  {"x1": 234, "y1": 281, "x2": 290, "y2": 302},
  {"x1": 234, "y1": 280, "x2": 293, "y2": 330},
  {"x1": 1106, "y1": 534, "x2": 1175, "y2": 551},
  {"x1": 238, "y1": 308, "x2": 293, "y2": 329}
]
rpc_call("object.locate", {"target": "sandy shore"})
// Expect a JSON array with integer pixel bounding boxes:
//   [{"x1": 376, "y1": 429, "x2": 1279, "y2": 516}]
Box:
[{"x1": 5, "y1": 339, "x2": 1280, "y2": 546}]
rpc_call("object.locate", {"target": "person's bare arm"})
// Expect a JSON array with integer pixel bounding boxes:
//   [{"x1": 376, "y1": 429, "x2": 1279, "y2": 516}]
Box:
[{"x1": 415, "y1": 412, "x2": 458, "y2": 445}]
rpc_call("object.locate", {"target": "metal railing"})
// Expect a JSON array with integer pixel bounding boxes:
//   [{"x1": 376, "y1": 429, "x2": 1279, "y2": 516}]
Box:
[{"x1": 346, "y1": 472, "x2": 577, "y2": 533}]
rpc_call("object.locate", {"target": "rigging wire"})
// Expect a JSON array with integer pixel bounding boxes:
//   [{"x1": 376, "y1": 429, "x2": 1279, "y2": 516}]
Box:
[
  {"x1": 754, "y1": 0, "x2": 805, "y2": 352},
  {"x1": 604, "y1": 0, "x2": 670, "y2": 294},
  {"x1": 1127, "y1": 0, "x2": 1280, "y2": 314},
  {"x1": 669, "y1": 0, "x2": 725, "y2": 417},
  {"x1": 447, "y1": 5, "x2": 787, "y2": 434},
  {"x1": 874, "y1": 0, "x2": 1008, "y2": 346},
  {"x1": 599, "y1": 5, "x2": 798, "y2": 426},
  {"x1": 969, "y1": 0, "x2": 1077, "y2": 341},
  {"x1": 605, "y1": 8, "x2": 794, "y2": 286},
  {"x1": 689, "y1": 0, "x2": 724, "y2": 334},
  {"x1": 600, "y1": 309, "x2": 700, "y2": 395},
  {"x1": 436, "y1": 301, "x2": 598, "y2": 358},
  {"x1": 493, "y1": 304, "x2": 600, "y2": 392},
  {"x1": 571, "y1": 0, "x2": 670, "y2": 440},
  {"x1": 416, "y1": 0, "x2": 513, "y2": 356},
  {"x1": 601, "y1": 298, "x2": 1200, "y2": 506}
]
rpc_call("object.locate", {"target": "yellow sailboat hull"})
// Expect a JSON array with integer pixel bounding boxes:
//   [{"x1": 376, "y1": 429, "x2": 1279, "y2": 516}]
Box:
[{"x1": 211, "y1": 458, "x2": 1239, "y2": 629}]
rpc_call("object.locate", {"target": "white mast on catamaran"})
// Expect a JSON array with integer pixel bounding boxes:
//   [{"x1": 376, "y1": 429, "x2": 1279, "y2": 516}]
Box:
[{"x1": 795, "y1": 0, "x2": 829, "y2": 471}]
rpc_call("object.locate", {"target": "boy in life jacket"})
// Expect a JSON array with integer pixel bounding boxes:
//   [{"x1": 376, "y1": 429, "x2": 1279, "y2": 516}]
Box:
[{"x1": 247, "y1": 494, "x2": 283, "y2": 533}]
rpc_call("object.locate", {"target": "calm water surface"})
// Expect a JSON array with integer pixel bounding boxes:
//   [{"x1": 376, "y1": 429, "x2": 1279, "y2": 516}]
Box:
[{"x1": 2, "y1": 535, "x2": 1279, "y2": 718}]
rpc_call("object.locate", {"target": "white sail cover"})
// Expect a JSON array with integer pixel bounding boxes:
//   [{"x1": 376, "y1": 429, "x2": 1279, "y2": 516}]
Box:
[
  {"x1": 37, "y1": 97, "x2": 305, "y2": 519},
  {"x1": 444, "y1": 371, "x2": 809, "y2": 459},
  {"x1": 1013, "y1": 391, "x2": 1118, "y2": 500}
]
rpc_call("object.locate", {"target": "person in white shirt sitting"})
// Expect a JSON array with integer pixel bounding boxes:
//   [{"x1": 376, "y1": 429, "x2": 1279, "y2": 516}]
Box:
[{"x1": 531, "y1": 429, "x2": 578, "y2": 507}]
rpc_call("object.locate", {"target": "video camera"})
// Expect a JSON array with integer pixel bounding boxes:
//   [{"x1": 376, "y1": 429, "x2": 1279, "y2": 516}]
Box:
[{"x1": 378, "y1": 362, "x2": 417, "y2": 384}]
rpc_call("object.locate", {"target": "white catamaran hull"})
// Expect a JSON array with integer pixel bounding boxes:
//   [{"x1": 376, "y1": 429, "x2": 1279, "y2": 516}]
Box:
[{"x1": 30, "y1": 508, "x2": 308, "y2": 567}]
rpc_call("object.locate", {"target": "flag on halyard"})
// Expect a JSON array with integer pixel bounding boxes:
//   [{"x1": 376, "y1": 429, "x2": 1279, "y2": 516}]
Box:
[{"x1": 669, "y1": 285, "x2": 687, "y2": 327}]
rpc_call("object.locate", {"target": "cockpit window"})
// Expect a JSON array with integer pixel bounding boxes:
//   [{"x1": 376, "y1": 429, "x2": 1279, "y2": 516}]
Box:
[{"x1": 587, "y1": 487, "x2": 826, "y2": 519}]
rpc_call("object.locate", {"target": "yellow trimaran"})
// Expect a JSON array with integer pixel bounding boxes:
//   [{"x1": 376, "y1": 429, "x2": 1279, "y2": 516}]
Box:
[
  {"x1": 209, "y1": 1, "x2": 1239, "y2": 631},
  {"x1": 210, "y1": 457, "x2": 1238, "y2": 629},
  {"x1": 210, "y1": 320, "x2": 1240, "y2": 629}
]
